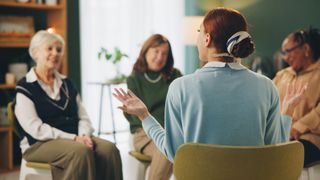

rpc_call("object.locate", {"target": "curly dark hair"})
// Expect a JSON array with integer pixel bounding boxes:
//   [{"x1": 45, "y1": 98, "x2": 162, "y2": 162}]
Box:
[{"x1": 289, "y1": 27, "x2": 320, "y2": 61}]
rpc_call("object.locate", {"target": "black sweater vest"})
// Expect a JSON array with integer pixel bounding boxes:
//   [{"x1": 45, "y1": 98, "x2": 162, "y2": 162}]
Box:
[{"x1": 16, "y1": 77, "x2": 79, "y2": 145}]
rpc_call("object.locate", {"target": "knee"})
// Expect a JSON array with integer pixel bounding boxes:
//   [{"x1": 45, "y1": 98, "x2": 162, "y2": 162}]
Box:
[
  {"x1": 96, "y1": 140, "x2": 120, "y2": 157},
  {"x1": 72, "y1": 143, "x2": 94, "y2": 159},
  {"x1": 104, "y1": 141, "x2": 119, "y2": 155}
]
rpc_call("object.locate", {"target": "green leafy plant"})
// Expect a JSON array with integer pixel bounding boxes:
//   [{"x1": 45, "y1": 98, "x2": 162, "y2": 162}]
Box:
[
  {"x1": 98, "y1": 47, "x2": 128, "y2": 64},
  {"x1": 97, "y1": 47, "x2": 129, "y2": 83}
]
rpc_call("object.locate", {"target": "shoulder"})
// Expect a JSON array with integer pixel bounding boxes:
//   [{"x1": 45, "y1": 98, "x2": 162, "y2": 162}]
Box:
[
  {"x1": 127, "y1": 72, "x2": 143, "y2": 83},
  {"x1": 172, "y1": 68, "x2": 182, "y2": 77},
  {"x1": 273, "y1": 67, "x2": 293, "y2": 84},
  {"x1": 126, "y1": 72, "x2": 144, "y2": 89},
  {"x1": 274, "y1": 67, "x2": 293, "y2": 78},
  {"x1": 168, "y1": 72, "x2": 193, "y2": 90},
  {"x1": 127, "y1": 72, "x2": 140, "y2": 79},
  {"x1": 241, "y1": 69, "x2": 273, "y2": 83},
  {"x1": 16, "y1": 76, "x2": 34, "y2": 92},
  {"x1": 62, "y1": 77, "x2": 78, "y2": 93},
  {"x1": 16, "y1": 77, "x2": 34, "y2": 99},
  {"x1": 16, "y1": 77, "x2": 28, "y2": 87}
]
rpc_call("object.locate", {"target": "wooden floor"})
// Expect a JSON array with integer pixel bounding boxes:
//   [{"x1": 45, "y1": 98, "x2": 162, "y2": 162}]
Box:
[{"x1": 0, "y1": 170, "x2": 19, "y2": 180}]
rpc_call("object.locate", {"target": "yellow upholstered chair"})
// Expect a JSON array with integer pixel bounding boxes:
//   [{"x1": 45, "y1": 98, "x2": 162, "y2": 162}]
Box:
[
  {"x1": 173, "y1": 141, "x2": 304, "y2": 180},
  {"x1": 7, "y1": 101, "x2": 52, "y2": 180}
]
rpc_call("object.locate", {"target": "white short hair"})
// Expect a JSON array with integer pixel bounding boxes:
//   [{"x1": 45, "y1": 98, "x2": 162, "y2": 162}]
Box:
[{"x1": 29, "y1": 30, "x2": 65, "y2": 60}]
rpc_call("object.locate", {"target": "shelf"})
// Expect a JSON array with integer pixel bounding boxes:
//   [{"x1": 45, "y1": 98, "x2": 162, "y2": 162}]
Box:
[
  {"x1": 0, "y1": 126, "x2": 13, "y2": 171},
  {"x1": 0, "y1": 84, "x2": 16, "y2": 89},
  {"x1": 0, "y1": 0, "x2": 67, "y2": 172},
  {"x1": 0, "y1": 1, "x2": 63, "y2": 10},
  {"x1": 0, "y1": 41, "x2": 29, "y2": 48},
  {"x1": 0, "y1": 126, "x2": 12, "y2": 132}
]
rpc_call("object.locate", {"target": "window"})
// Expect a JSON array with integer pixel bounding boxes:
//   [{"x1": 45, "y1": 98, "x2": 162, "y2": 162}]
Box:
[{"x1": 80, "y1": 0, "x2": 184, "y2": 137}]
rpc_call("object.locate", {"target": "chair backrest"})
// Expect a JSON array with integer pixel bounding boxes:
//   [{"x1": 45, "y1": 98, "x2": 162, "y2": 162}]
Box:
[
  {"x1": 173, "y1": 141, "x2": 304, "y2": 180},
  {"x1": 7, "y1": 101, "x2": 22, "y2": 138}
]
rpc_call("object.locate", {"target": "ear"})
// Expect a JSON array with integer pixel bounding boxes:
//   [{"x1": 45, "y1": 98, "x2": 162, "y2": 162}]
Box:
[
  {"x1": 31, "y1": 48, "x2": 38, "y2": 60},
  {"x1": 205, "y1": 33, "x2": 212, "y2": 47},
  {"x1": 303, "y1": 43, "x2": 312, "y2": 57}
]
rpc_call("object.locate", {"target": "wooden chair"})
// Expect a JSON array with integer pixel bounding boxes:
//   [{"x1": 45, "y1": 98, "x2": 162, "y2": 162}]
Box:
[
  {"x1": 7, "y1": 101, "x2": 52, "y2": 180},
  {"x1": 174, "y1": 141, "x2": 304, "y2": 180}
]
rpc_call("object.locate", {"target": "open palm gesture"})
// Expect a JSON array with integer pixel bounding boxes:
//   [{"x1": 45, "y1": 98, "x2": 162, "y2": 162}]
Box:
[{"x1": 113, "y1": 88, "x2": 150, "y2": 121}]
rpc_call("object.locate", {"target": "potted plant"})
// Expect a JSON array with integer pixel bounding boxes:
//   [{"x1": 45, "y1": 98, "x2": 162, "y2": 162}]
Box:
[{"x1": 98, "y1": 47, "x2": 129, "y2": 84}]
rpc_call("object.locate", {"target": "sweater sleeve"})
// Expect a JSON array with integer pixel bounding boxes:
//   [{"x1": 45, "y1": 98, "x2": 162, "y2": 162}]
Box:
[
  {"x1": 293, "y1": 102, "x2": 320, "y2": 133},
  {"x1": 142, "y1": 80, "x2": 183, "y2": 162},
  {"x1": 264, "y1": 84, "x2": 292, "y2": 144}
]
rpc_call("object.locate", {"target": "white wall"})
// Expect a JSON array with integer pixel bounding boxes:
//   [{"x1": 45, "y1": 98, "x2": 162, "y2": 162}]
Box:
[{"x1": 80, "y1": 0, "x2": 184, "y2": 135}]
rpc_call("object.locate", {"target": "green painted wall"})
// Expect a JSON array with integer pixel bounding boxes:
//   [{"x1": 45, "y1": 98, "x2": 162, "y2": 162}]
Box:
[
  {"x1": 185, "y1": 46, "x2": 200, "y2": 74},
  {"x1": 184, "y1": 0, "x2": 320, "y2": 73},
  {"x1": 241, "y1": 0, "x2": 320, "y2": 57},
  {"x1": 184, "y1": 0, "x2": 204, "y2": 74},
  {"x1": 67, "y1": 0, "x2": 81, "y2": 93}
]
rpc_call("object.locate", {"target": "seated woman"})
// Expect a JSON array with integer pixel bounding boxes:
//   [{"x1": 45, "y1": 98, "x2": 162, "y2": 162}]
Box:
[
  {"x1": 15, "y1": 30, "x2": 123, "y2": 180},
  {"x1": 125, "y1": 34, "x2": 182, "y2": 180},
  {"x1": 114, "y1": 7, "x2": 306, "y2": 162},
  {"x1": 273, "y1": 27, "x2": 320, "y2": 167}
]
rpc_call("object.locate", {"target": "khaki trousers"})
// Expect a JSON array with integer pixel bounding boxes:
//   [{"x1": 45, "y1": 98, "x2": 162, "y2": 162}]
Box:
[
  {"x1": 133, "y1": 128, "x2": 173, "y2": 180},
  {"x1": 23, "y1": 137, "x2": 123, "y2": 180}
]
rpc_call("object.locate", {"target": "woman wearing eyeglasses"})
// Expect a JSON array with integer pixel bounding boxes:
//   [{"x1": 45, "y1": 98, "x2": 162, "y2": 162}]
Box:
[{"x1": 273, "y1": 28, "x2": 320, "y2": 167}]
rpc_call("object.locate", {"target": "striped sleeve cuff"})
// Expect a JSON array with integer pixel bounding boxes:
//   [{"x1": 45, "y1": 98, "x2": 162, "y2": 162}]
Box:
[{"x1": 142, "y1": 115, "x2": 161, "y2": 135}]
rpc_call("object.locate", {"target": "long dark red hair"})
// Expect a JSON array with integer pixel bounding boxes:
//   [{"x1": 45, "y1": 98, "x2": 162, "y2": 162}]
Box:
[{"x1": 203, "y1": 8, "x2": 254, "y2": 58}]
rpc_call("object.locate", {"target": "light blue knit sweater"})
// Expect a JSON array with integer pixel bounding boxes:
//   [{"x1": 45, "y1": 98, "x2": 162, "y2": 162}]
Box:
[{"x1": 142, "y1": 62, "x2": 291, "y2": 162}]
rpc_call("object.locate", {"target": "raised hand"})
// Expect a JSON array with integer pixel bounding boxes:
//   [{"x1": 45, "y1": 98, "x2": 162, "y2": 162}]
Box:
[
  {"x1": 281, "y1": 80, "x2": 307, "y2": 116},
  {"x1": 113, "y1": 88, "x2": 150, "y2": 121}
]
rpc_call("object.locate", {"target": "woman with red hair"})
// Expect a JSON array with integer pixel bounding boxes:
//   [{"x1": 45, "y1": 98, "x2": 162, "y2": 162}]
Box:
[{"x1": 114, "y1": 8, "x2": 306, "y2": 162}]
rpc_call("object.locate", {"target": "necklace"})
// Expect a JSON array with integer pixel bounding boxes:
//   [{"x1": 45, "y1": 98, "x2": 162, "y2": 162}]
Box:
[{"x1": 144, "y1": 73, "x2": 162, "y2": 83}]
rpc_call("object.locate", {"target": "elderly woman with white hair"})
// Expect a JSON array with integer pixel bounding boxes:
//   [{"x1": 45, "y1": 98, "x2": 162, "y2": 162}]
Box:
[{"x1": 14, "y1": 30, "x2": 123, "y2": 180}]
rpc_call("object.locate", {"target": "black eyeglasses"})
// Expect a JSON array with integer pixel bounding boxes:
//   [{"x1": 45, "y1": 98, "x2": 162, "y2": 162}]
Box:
[{"x1": 280, "y1": 43, "x2": 303, "y2": 56}]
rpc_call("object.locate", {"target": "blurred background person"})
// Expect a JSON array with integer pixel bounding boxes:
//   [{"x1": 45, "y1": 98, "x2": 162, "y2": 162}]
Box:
[
  {"x1": 273, "y1": 27, "x2": 320, "y2": 167},
  {"x1": 124, "y1": 34, "x2": 182, "y2": 180}
]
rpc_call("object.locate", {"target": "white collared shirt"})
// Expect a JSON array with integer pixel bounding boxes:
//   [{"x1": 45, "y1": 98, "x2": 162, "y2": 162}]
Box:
[
  {"x1": 202, "y1": 61, "x2": 247, "y2": 70},
  {"x1": 15, "y1": 68, "x2": 94, "y2": 153}
]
